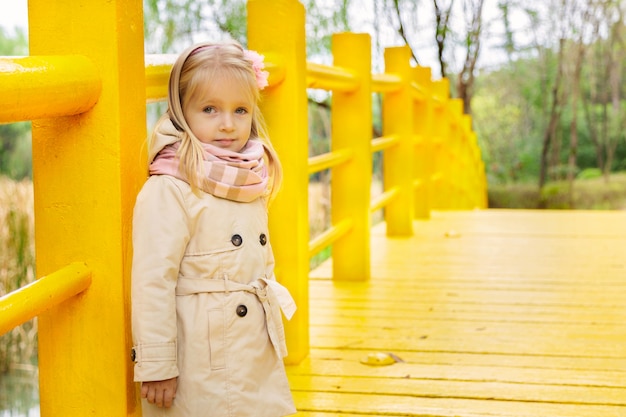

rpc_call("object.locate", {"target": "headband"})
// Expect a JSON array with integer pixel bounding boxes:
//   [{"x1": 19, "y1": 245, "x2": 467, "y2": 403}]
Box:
[{"x1": 189, "y1": 44, "x2": 269, "y2": 90}]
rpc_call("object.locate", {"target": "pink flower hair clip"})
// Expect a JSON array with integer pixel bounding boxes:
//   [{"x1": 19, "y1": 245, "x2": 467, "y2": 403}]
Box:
[{"x1": 244, "y1": 50, "x2": 269, "y2": 90}]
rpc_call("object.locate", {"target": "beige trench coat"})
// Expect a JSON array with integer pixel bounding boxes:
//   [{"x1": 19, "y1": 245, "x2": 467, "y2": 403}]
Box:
[{"x1": 131, "y1": 174, "x2": 296, "y2": 417}]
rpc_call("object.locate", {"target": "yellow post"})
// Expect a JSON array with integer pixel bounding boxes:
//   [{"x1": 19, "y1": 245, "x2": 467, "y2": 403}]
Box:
[
  {"x1": 430, "y1": 78, "x2": 450, "y2": 210},
  {"x1": 472, "y1": 131, "x2": 488, "y2": 208},
  {"x1": 412, "y1": 66, "x2": 433, "y2": 219},
  {"x1": 480, "y1": 157, "x2": 488, "y2": 208},
  {"x1": 28, "y1": 0, "x2": 145, "y2": 415},
  {"x1": 382, "y1": 46, "x2": 413, "y2": 236},
  {"x1": 460, "y1": 113, "x2": 473, "y2": 208},
  {"x1": 331, "y1": 33, "x2": 372, "y2": 281},
  {"x1": 247, "y1": 0, "x2": 310, "y2": 364},
  {"x1": 448, "y1": 98, "x2": 464, "y2": 209}
]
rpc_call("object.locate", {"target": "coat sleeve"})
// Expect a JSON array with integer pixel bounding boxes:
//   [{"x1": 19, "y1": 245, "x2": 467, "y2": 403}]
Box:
[{"x1": 131, "y1": 176, "x2": 190, "y2": 382}]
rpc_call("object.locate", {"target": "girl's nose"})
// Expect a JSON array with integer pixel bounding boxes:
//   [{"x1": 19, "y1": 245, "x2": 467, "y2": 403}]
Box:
[{"x1": 220, "y1": 114, "x2": 234, "y2": 131}]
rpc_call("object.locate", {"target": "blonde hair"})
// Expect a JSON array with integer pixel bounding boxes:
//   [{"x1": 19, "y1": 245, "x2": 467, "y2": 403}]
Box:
[{"x1": 152, "y1": 40, "x2": 282, "y2": 204}]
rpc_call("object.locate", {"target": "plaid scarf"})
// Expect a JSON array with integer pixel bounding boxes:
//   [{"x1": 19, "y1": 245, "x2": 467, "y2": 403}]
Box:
[{"x1": 150, "y1": 123, "x2": 269, "y2": 203}]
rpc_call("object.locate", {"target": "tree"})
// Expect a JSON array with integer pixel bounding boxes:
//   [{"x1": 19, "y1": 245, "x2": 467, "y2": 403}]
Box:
[
  {"x1": 386, "y1": 0, "x2": 422, "y2": 65},
  {"x1": 497, "y1": 0, "x2": 516, "y2": 62},
  {"x1": 386, "y1": 0, "x2": 486, "y2": 115},
  {"x1": 456, "y1": 0, "x2": 485, "y2": 115},
  {"x1": 433, "y1": 0, "x2": 454, "y2": 78},
  {"x1": 143, "y1": 0, "x2": 247, "y2": 53},
  {"x1": 564, "y1": 1, "x2": 600, "y2": 204},
  {"x1": 537, "y1": 0, "x2": 568, "y2": 192},
  {"x1": 583, "y1": 0, "x2": 625, "y2": 181},
  {"x1": 0, "y1": 27, "x2": 31, "y2": 180}
]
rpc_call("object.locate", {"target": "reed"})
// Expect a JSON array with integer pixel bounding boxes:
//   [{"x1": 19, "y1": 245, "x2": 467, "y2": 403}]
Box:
[{"x1": 0, "y1": 176, "x2": 37, "y2": 373}]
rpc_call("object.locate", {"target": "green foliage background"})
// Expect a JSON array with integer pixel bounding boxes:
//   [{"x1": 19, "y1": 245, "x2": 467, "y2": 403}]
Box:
[
  {"x1": 0, "y1": 27, "x2": 30, "y2": 180},
  {"x1": 473, "y1": 47, "x2": 626, "y2": 187}
]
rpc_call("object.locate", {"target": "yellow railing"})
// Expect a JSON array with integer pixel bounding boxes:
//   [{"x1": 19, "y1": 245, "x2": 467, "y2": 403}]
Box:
[
  {"x1": 0, "y1": 0, "x2": 486, "y2": 415},
  {"x1": 0, "y1": 263, "x2": 92, "y2": 335}
]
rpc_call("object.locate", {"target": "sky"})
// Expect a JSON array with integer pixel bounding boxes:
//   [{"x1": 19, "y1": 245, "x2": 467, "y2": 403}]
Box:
[{"x1": 0, "y1": 1, "x2": 28, "y2": 32}]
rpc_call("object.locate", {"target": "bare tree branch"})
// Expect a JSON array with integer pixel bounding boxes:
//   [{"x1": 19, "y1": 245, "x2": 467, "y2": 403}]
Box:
[
  {"x1": 389, "y1": 0, "x2": 420, "y2": 64},
  {"x1": 456, "y1": 0, "x2": 484, "y2": 115},
  {"x1": 433, "y1": 0, "x2": 455, "y2": 78}
]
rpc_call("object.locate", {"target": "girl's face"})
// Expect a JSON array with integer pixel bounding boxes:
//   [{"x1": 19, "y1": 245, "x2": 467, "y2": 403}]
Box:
[{"x1": 183, "y1": 74, "x2": 254, "y2": 152}]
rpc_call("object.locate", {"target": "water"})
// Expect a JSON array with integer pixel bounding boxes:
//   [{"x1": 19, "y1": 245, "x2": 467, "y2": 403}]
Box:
[{"x1": 0, "y1": 368, "x2": 39, "y2": 417}]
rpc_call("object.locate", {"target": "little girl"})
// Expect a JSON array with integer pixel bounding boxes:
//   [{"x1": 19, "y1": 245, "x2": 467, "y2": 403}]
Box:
[{"x1": 131, "y1": 40, "x2": 297, "y2": 417}]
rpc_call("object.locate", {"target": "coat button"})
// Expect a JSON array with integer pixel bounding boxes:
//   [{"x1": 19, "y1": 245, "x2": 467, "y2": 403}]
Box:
[
  {"x1": 236, "y1": 305, "x2": 248, "y2": 317},
  {"x1": 259, "y1": 233, "x2": 267, "y2": 246},
  {"x1": 130, "y1": 348, "x2": 136, "y2": 362},
  {"x1": 231, "y1": 234, "x2": 243, "y2": 247}
]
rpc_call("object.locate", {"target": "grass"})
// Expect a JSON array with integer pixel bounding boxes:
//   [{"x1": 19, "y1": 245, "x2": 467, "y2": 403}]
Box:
[
  {"x1": 488, "y1": 172, "x2": 626, "y2": 210},
  {"x1": 0, "y1": 176, "x2": 37, "y2": 373}
]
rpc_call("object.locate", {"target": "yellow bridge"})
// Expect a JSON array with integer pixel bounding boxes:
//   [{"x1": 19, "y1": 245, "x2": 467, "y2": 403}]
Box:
[{"x1": 1, "y1": 1, "x2": 624, "y2": 416}]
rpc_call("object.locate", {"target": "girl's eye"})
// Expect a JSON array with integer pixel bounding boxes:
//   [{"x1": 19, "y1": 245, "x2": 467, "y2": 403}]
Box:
[
  {"x1": 203, "y1": 107, "x2": 215, "y2": 114},
  {"x1": 235, "y1": 107, "x2": 248, "y2": 115}
]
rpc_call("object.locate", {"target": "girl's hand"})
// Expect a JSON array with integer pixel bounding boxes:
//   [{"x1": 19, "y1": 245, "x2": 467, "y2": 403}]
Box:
[{"x1": 141, "y1": 377, "x2": 178, "y2": 408}]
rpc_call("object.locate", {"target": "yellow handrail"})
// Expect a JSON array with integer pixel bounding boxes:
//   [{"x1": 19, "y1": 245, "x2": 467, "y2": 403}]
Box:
[
  {"x1": 0, "y1": 55, "x2": 101, "y2": 123},
  {"x1": 0, "y1": 262, "x2": 92, "y2": 335},
  {"x1": 306, "y1": 62, "x2": 359, "y2": 91},
  {"x1": 145, "y1": 54, "x2": 177, "y2": 102},
  {"x1": 371, "y1": 134, "x2": 400, "y2": 153},
  {"x1": 411, "y1": 80, "x2": 429, "y2": 102},
  {"x1": 371, "y1": 72, "x2": 401, "y2": 93},
  {"x1": 308, "y1": 218, "x2": 353, "y2": 258},
  {"x1": 370, "y1": 187, "x2": 400, "y2": 213},
  {"x1": 308, "y1": 149, "x2": 354, "y2": 175}
]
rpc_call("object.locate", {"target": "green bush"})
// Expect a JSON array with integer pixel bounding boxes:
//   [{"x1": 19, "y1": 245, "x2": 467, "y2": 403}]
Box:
[
  {"x1": 577, "y1": 168, "x2": 602, "y2": 180},
  {"x1": 487, "y1": 183, "x2": 540, "y2": 209},
  {"x1": 488, "y1": 172, "x2": 626, "y2": 210}
]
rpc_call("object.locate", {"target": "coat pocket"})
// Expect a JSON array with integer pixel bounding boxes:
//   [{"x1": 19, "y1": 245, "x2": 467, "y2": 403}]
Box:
[{"x1": 208, "y1": 308, "x2": 226, "y2": 370}]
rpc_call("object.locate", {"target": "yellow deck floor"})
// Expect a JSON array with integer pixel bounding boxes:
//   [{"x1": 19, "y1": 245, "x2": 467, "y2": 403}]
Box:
[{"x1": 287, "y1": 209, "x2": 626, "y2": 417}]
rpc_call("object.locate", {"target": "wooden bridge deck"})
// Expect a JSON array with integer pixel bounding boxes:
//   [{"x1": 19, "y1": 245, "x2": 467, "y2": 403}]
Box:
[{"x1": 287, "y1": 209, "x2": 626, "y2": 417}]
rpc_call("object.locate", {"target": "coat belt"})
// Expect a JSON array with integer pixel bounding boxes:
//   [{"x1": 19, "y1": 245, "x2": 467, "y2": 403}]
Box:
[{"x1": 175, "y1": 276, "x2": 296, "y2": 358}]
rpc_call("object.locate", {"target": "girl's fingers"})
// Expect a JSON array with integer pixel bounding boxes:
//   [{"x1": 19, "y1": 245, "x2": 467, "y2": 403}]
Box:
[
  {"x1": 141, "y1": 380, "x2": 176, "y2": 408},
  {"x1": 146, "y1": 386, "x2": 156, "y2": 404},
  {"x1": 155, "y1": 389, "x2": 164, "y2": 407},
  {"x1": 163, "y1": 389, "x2": 175, "y2": 408}
]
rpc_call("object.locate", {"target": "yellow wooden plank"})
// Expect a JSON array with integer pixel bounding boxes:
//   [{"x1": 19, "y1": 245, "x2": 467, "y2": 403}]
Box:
[
  {"x1": 307, "y1": 321, "x2": 625, "y2": 341},
  {"x1": 288, "y1": 357, "x2": 625, "y2": 389},
  {"x1": 294, "y1": 413, "x2": 402, "y2": 417},
  {"x1": 310, "y1": 295, "x2": 624, "y2": 309},
  {"x1": 309, "y1": 307, "x2": 626, "y2": 326},
  {"x1": 302, "y1": 210, "x2": 626, "y2": 416},
  {"x1": 308, "y1": 334, "x2": 625, "y2": 358},
  {"x1": 291, "y1": 391, "x2": 626, "y2": 417},
  {"x1": 292, "y1": 413, "x2": 372, "y2": 417},
  {"x1": 310, "y1": 277, "x2": 626, "y2": 290},
  {"x1": 304, "y1": 348, "x2": 626, "y2": 373},
  {"x1": 288, "y1": 374, "x2": 626, "y2": 406}
]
